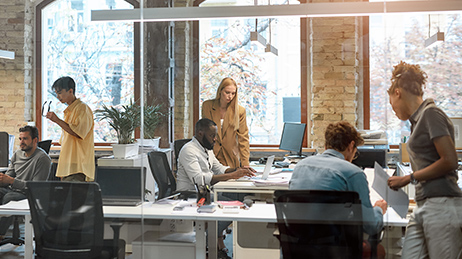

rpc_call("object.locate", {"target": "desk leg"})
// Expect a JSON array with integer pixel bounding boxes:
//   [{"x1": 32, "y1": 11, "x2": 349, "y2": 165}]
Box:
[
  {"x1": 209, "y1": 221, "x2": 217, "y2": 259},
  {"x1": 195, "y1": 220, "x2": 207, "y2": 259},
  {"x1": 24, "y1": 215, "x2": 33, "y2": 259}
]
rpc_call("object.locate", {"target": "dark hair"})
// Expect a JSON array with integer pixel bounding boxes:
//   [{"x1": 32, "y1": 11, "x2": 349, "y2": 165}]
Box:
[
  {"x1": 52, "y1": 76, "x2": 76, "y2": 94},
  {"x1": 19, "y1": 125, "x2": 39, "y2": 140},
  {"x1": 387, "y1": 61, "x2": 427, "y2": 97},
  {"x1": 325, "y1": 121, "x2": 363, "y2": 152},
  {"x1": 195, "y1": 118, "x2": 216, "y2": 134}
]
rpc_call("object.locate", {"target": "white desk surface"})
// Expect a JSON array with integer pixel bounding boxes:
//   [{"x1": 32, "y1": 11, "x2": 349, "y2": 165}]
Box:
[{"x1": 0, "y1": 197, "x2": 407, "y2": 259}]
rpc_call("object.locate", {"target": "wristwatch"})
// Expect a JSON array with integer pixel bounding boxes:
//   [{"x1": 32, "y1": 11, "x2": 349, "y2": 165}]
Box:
[{"x1": 409, "y1": 173, "x2": 418, "y2": 185}]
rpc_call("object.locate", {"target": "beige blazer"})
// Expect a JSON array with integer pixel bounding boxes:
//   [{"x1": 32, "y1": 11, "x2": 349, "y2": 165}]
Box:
[{"x1": 202, "y1": 99, "x2": 250, "y2": 167}]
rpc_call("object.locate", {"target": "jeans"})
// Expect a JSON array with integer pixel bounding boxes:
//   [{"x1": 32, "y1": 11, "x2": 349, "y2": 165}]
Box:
[{"x1": 402, "y1": 197, "x2": 462, "y2": 259}]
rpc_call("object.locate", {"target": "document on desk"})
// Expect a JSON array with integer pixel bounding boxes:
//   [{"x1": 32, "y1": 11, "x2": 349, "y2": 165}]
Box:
[
  {"x1": 372, "y1": 162, "x2": 409, "y2": 218},
  {"x1": 0, "y1": 199, "x2": 29, "y2": 210}
]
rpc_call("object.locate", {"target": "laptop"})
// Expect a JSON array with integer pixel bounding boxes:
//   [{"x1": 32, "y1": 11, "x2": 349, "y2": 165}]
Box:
[
  {"x1": 237, "y1": 155, "x2": 281, "y2": 181},
  {"x1": 95, "y1": 166, "x2": 146, "y2": 206}
]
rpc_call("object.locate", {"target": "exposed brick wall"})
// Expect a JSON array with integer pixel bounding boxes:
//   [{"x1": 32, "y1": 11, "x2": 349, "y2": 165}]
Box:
[
  {"x1": 309, "y1": 16, "x2": 362, "y2": 149},
  {"x1": 0, "y1": 0, "x2": 32, "y2": 149},
  {"x1": 173, "y1": 0, "x2": 193, "y2": 140}
]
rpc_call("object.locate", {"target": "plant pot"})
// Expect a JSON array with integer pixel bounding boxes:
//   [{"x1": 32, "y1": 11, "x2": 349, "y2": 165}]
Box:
[
  {"x1": 136, "y1": 137, "x2": 161, "y2": 151},
  {"x1": 112, "y1": 143, "x2": 139, "y2": 159}
]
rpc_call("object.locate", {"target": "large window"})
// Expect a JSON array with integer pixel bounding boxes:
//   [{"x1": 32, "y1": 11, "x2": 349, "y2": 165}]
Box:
[
  {"x1": 199, "y1": 0, "x2": 301, "y2": 145},
  {"x1": 370, "y1": 12, "x2": 462, "y2": 144},
  {"x1": 38, "y1": 0, "x2": 136, "y2": 143}
]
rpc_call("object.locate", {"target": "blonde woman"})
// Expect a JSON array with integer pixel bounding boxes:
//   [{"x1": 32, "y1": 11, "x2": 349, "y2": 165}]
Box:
[
  {"x1": 202, "y1": 77, "x2": 250, "y2": 168},
  {"x1": 386, "y1": 61, "x2": 462, "y2": 258}
]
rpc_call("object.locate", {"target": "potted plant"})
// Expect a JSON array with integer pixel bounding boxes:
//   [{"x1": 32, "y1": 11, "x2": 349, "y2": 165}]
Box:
[
  {"x1": 95, "y1": 101, "x2": 141, "y2": 158},
  {"x1": 136, "y1": 103, "x2": 166, "y2": 150}
]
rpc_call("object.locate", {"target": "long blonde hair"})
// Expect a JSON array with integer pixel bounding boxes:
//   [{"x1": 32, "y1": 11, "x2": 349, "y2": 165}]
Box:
[{"x1": 215, "y1": 77, "x2": 239, "y2": 131}]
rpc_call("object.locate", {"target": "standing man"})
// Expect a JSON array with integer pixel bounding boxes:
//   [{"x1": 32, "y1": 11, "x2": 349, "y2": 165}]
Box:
[
  {"x1": 176, "y1": 118, "x2": 255, "y2": 259},
  {"x1": 0, "y1": 125, "x2": 51, "y2": 236},
  {"x1": 46, "y1": 76, "x2": 95, "y2": 182}
]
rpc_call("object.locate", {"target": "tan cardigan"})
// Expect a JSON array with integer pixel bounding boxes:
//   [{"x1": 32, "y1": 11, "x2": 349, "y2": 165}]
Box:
[{"x1": 201, "y1": 99, "x2": 250, "y2": 167}]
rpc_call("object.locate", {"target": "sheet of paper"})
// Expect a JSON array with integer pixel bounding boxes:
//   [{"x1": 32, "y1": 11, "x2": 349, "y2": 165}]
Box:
[
  {"x1": 372, "y1": 162, "x2": 409, "y2": 218},
  {"x1": 0, "y1": 199, "x2": 29, "y2": 210}
]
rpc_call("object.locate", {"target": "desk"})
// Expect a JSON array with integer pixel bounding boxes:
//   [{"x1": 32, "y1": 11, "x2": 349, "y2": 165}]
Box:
[{"x1": 0, "y1": 197, "x2": 407, "y2": 259}]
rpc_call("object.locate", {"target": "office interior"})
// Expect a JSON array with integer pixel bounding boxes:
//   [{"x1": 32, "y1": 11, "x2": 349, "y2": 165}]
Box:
[{"x1": 1, "y1": 0, "x2": 462, "y2": 258}]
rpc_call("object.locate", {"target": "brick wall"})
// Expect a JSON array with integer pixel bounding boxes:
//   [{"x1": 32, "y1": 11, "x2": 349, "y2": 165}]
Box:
[
  {"x1": 173, "y1": 0, "x2": 193, "y2": 140},
  {"x1": 309, "y1": 15, "x2": 362, "y2": 149},
  {"x1": 0, "y1": 0, "x2": 32, "y2": 149}
]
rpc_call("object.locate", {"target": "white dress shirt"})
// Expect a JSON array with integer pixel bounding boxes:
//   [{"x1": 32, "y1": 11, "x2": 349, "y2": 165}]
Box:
[{"x1": 176, "y1": 137, "x2": 229, "y2": 191}]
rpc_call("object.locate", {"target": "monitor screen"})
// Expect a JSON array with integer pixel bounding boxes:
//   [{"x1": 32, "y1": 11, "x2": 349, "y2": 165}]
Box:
[
  {"x1": 95, "y1": 166, "x2": 146, "y2": 198},
  {"x1": 279, "y1": 122, "x2": 306, "y2": 157},
  {"x1": 352, "y1": 147, "x2": 387, "y2": 169}
]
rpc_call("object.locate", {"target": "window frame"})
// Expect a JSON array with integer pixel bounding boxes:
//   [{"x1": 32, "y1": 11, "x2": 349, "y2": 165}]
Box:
[
  {"x1": 35, "y1": 0, "x2": 140, "y2": 146},
  {"x1": 192, "y1": 1, "x2": 370, "y2": 148}
]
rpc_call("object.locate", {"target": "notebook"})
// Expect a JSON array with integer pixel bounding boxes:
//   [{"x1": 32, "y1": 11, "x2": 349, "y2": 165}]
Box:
[
  {"x1": 237, "y1": 155, "x2": 281, "y2": 181},
  {"x1": 95, "y1": 166, "x2": 146, "y2": 206}
]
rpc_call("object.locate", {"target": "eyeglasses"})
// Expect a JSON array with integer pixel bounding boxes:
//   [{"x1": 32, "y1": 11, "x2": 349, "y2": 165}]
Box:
[
  {"x1": 41, "y1": 101, "x2": 52, "y2": 117},
  {"x1": 353, "y1": 148, "x2": 360, "y2": 160}
]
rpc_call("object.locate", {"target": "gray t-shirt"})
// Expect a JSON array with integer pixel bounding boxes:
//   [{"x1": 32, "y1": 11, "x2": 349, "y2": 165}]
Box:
[
  {"x1": 407, "y1": 99, "x2": 462, "y2": 201},
  {"x1": 4, "y1": 147, "x2": 51, "y2": 191}
]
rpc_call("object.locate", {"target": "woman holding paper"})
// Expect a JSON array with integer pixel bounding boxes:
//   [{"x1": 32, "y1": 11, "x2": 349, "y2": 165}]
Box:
[{"x1": 386, "y1": 61, "x2": 462, "y2": 259}]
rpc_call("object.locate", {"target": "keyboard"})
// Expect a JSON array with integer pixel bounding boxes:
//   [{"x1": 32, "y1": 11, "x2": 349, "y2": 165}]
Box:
[{"x1": 102, "y1": 199, "x2": 142, "y2": 206}]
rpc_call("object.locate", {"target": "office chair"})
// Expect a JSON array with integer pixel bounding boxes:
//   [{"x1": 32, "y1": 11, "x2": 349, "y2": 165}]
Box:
[
  {"x1": 37, "y1": 139, "x2": 52, "y2": 154},
  {"x1": 147, "y1": 151, "x2": 195, "y2": 200},
  {"x1": 25, "y1": 181, "x2": 125, "y2": 259},
  {"x1": 173, "y1": 138, "x2": 191, "y2": 174},
  {"x1": 273, "y1": 190, "x2": 363, "y2": 259}
]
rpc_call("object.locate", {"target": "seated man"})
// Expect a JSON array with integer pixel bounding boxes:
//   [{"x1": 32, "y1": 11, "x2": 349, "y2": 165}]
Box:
[
  {"x1": 176, "y1": 118, "x2": 255, "y2": 259},
  {"x1": 0, "y1": 125, "x2": 51, "y2": 237},
  {"x1": 289, "y1": 121, "x2": 387, "y2": 257}
]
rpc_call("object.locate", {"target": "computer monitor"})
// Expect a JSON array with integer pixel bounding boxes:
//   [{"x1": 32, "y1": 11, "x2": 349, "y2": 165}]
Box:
[
  {"x1": 279, "y1": 122, "x2": 307, "y2": 158},
  {"x1": 352, "y1": 147, "x2": 387, "y2": 169},
  {"x1": 0, "y1": 132, "x2": 14, "y2": 167}
]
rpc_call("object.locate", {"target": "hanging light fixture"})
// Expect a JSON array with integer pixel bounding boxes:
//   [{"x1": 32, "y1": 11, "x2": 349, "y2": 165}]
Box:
[
  {"x1": 265, "y1": 18, "x2": 278, "y2": 55},
  {"x1": 250, "y1": 18, "x2": 267, "y2": 47},
  {"x1": 425, "y1": 14, "x2": 444, "y2": 48},
  {"x1": 0, "y1": 50, "x2": 15, "y2": 59}
]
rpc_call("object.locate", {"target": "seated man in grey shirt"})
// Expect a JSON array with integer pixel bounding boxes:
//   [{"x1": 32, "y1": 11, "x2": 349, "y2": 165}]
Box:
[
  {"x1": 0, "y1": 125, "x2": 51, "y2": 237},
  {"x1": 176, "y1": 118, "x2": 255, "y2": 259}
]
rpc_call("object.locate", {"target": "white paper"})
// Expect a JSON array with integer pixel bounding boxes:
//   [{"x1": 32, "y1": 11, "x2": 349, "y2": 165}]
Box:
[
  {"x1": 372, "y1": 162, "x2": 409, "y2": 218},
  {"x1": 0, "y1": 199, "x2": 29, "y2": 210}
]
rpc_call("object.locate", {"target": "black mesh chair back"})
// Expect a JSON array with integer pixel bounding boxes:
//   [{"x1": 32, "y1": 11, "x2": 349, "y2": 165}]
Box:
[
  {"x1": 148, "y1": 151, "x2": 177, "y2": 200},
  {"x1": 37, "y1": 140, "x2": 52, "y2": 154},
  {"x1": 173, "y1": 138, "x2": 191, "y2": 171},
  {"x1": 25, "y1": 181, "x2": 124, "y2": 259},
  {"x1": 274, "y1": 190, "x2": 363, "y2": 259}
]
